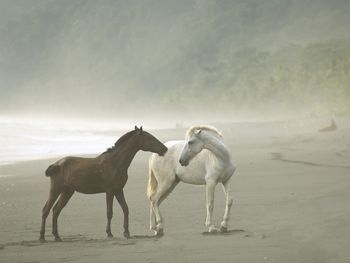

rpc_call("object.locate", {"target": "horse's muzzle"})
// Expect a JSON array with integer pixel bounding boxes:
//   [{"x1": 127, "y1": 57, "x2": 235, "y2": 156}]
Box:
[
  {"x1": 158, "y1": 146, "x2": 168, "y2": 156},
  {"x1": 179, "y1": 158, "x2": 189, "y2": 167}
]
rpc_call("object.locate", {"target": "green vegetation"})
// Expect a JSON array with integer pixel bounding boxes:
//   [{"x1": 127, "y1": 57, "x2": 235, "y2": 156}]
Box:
[
  {"x1": 1, "y1": 0, "x2": 349, "y2": 118},
  {"x1": 164, "y1": 40, "x2": 350, "y2": 116}
]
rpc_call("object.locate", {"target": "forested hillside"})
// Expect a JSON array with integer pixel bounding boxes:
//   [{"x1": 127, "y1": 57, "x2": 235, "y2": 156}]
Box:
[{"x1": 1, "y1": 0, "x2": 349, "y2": 118}]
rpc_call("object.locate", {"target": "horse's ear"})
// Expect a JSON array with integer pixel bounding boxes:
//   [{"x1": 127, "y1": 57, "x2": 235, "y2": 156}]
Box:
[
  {"x1": 135, "y1": 125, "x2": 139, "y2": 130},
  {"x1": 195, "y1": 129, "x2": 201, "y2": 135},
  {"x1": 140, "y1": 126, "x2": 143, "y2": 131}
]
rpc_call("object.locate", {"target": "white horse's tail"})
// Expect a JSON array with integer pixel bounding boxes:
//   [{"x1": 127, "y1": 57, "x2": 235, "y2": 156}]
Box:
[{"x1": 147, "y1": 166, "x2": 158, "y2": 200}]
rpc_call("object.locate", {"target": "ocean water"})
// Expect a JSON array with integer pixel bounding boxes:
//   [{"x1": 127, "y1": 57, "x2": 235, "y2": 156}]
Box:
[{"x1": 0, "y1": 118, "x2": 124, "y2": 166}]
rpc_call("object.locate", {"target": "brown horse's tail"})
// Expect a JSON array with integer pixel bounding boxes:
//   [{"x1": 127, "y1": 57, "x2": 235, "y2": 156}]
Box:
[
  {"x1": 45, "y1": 164, "x2": 60, "y2": 177},
  {"x1": 147, "y1": 166, "x2": 158, "y2": 200}
]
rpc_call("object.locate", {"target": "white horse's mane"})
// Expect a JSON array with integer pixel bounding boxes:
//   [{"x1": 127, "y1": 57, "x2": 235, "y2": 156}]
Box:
[{"x1": 185, "y1": 125, "x2": 223, "y2": 140}]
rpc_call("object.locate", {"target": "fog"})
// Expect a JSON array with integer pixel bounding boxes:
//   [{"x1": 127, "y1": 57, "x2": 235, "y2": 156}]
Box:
[
  {"x1": 1, "y1": 0, "x2": 349, "y2": 126},
  {"x1": 1, "y1": 2, "x2": 350, "y2": 261},
  {"x1": 1, "y1": 0, "x2": 349, "y2": 164}
]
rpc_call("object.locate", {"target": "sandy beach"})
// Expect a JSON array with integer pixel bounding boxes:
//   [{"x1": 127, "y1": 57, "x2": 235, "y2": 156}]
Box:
[{"x1": 1, "y1": 118, "x2": 350, "y2": 263}]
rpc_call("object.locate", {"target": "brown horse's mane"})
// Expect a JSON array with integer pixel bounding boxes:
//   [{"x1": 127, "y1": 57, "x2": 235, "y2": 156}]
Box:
[{"x1": 103, "y1": 130, "x2": 136, "y2": 154}]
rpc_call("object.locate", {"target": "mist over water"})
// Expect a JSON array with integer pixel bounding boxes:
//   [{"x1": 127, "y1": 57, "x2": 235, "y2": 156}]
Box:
[
  {"x1": 0, "y1": 117, "x2": 125, "y2": 165},
  {"x1": 1, "y1": 0, "x2": 350, "y2": 163}
]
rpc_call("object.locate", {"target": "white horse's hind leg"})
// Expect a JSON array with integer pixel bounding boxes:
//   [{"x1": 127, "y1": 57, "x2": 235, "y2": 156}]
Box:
[
  {"x1": 220, "y1": 178, "x2": 233, "y2": 232},
  {"x1": 205, "y1": 179, "x2": 217, "y2": 232},
  {"x1": 150, "y1": 205, "x2": 156, "y2": 231},
  {"x1": 150, "y1": 180, "x2": 175, "y2": 235}
]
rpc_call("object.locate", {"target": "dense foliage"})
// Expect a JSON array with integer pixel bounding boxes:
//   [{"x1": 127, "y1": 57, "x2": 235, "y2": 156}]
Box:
[
  {"x1": 165, "y1": 40, "x2": 350, "y2": 116},
  {"x1": 1, "y1": 0, "x2": 349, "y2": 117}
]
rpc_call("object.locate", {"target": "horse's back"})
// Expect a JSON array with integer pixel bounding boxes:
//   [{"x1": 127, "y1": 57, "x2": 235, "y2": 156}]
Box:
[
  {"x1": 47, "y1": 156, "x2": 98, "y2": 178},
  {"x1": 45, "y1": 157, "x2": 74, "y2": 177},
  {"x1": 47, "y1": 156, "x2": 107, "y2": 193}
]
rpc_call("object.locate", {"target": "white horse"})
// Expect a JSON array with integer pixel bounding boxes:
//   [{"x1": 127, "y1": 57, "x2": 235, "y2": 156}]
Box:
[{"x1": 147, "y1": 125, "x2": 236, "y2": 235}]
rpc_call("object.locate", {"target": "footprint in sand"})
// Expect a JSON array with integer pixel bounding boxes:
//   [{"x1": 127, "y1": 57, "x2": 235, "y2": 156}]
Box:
[
  {"x1": 270, "y1": 152, "x2": 283, "y2": 160},
  {"x1": 0, "y1": 235, "x2": 136, "y2": 249},
  {"x1": 271, "y1": 152, "x2": 350, "y2": 169},
  {"x1": 335, "y1": 152, "x2": 346, "y2": 158}
]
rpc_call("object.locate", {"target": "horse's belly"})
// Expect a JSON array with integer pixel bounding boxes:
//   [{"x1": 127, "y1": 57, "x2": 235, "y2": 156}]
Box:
[
  {"x1": 177, "y1": 174, "x2": 206, "y2": 185},
  {"x1": 67, "y1": 173, "x2": 105, "y2": 194},
  {"x1": 75, "y1": 185, "x2": 105, "y2": 194},
  {"x1": 176, "y1": 163, "x2": 207, "y2": 185}
]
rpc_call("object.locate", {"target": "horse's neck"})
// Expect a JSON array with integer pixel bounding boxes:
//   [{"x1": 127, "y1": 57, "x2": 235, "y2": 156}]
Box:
[
  {"x1": 203, "y1": 135, "x2": 232, "y2": 164},
  {"x1": 110, "y1": 141, "x2": 140, "y2": 171}
]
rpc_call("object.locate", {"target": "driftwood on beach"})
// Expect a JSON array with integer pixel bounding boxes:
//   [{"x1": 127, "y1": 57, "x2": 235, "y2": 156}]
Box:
[{"x1": 319, "y1": 119, "x2": 337, "y2": 132}]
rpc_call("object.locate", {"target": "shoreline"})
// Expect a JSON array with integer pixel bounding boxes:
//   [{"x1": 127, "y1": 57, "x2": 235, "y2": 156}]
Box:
[{"x1": 0, "y1": 119, "x2": 349, "y2": 262}]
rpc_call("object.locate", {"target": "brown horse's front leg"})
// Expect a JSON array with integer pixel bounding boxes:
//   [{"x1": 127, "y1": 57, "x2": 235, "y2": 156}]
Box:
[
  {"x1": 115, "y1": 190, "x2": 130, "y2": 238},
  {"x1": 106, "y1": 191, "x2": 114, "y2": 238}
]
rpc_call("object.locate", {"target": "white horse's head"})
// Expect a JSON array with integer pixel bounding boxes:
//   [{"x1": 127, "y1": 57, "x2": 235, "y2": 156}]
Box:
[
  {"x1": 179, "y1": 125, "x2": 223, "y2": 166},
  {"x1": 179, "y1": 129, "x2": 204, "y2": 166}
]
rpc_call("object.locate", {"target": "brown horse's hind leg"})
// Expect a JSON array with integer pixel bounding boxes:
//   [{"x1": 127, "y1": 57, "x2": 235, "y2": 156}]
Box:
[
  {"x1": 52, "y1": 188, "x2": 74, "y2": 241},
  {"x1": 39, "y1": 188, "x2": 60, "y2": 242},
  {"x1": 106, "y1": 191, "x2": 114, "y2": 238},
  {"x1": 115, "y1": 190, "x2": 130, "y2": 238}
]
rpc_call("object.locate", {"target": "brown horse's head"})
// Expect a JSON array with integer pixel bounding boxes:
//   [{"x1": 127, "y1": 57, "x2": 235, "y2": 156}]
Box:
[{"x1": 134, "y1": 126, "x2": 167, "y2": 156}]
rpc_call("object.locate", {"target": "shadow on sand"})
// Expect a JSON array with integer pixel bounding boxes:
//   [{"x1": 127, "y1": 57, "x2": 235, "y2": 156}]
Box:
[
  {"x1": 130, "y1": 234, "x2": 161, "y2": 240},
  {"x1": 202, "y1": 229, "x2": 245, "y2": 236}
]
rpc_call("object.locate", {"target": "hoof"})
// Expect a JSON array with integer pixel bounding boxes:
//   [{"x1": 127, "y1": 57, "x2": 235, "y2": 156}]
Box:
[
  {"x1": 54, "y1": 237, "x2": 62, "y2": 242},
  {"x1": 123, "y1": 232, "x2": 130, "y2": 239},
  {"x1": 39, "y1": 237, "x2": 46, "y2": 243},
  {"x1": 155, "y1": 228, "x2": 164, "y2": 237},
  {"x1": 107, "y1": 234, "x2": 114, "y2": 239},
  {"x1": 220, "y1": 226, "x2": 228, "y2": 233},
  {"x1": 208, "y1": 226, "x2": 219, "y2": 233}
]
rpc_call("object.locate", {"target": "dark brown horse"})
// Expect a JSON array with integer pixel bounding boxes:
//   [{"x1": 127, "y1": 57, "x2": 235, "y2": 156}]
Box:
[{"x1": 39, "y1": 126, "x2": 167, "y2": 242}]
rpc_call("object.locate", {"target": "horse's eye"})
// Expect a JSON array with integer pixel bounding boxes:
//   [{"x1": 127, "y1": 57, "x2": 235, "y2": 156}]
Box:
[{"x1": 188, "y1": 141, "x2": 193, "y2": 145}]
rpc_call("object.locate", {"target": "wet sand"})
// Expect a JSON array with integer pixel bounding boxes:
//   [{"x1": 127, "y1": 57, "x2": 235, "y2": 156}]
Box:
[{"x1": 1, "y1": 118, "x2": 350, "y2": 263}]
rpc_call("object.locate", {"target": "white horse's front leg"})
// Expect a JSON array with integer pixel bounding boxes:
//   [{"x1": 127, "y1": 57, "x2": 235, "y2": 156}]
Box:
[
  {"x1": 220, "y1": 178, "x2": 233, "y2": 232},
  {"x1": 205, "y1": 180, "x2": 217, "y2": 232}
]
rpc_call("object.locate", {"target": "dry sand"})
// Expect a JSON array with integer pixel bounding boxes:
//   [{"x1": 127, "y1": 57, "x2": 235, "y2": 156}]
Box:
[{"x1": 1, "y1": 118, "x2": 350, "y2": 263}]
